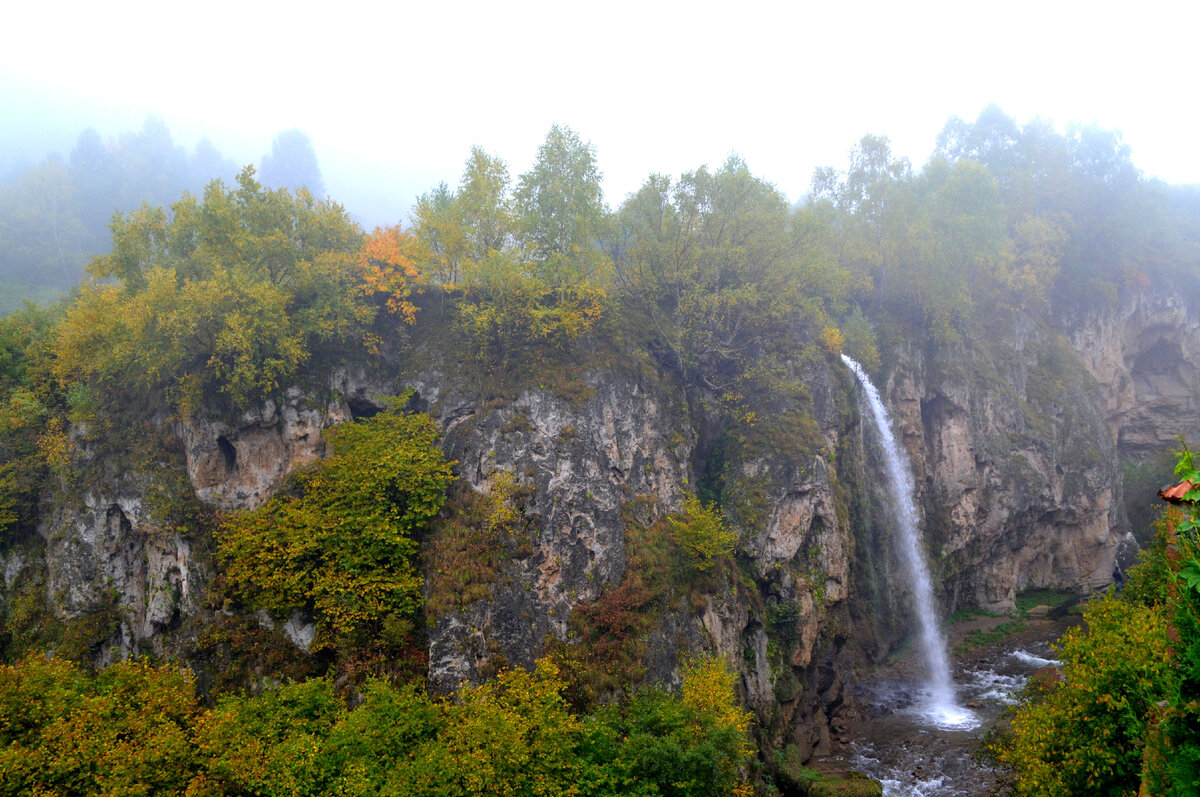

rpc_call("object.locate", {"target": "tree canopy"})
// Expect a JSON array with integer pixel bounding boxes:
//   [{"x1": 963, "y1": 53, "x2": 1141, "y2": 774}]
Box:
[{"x1": 52, "y1": 167, "x2": 370, "y2": 417}]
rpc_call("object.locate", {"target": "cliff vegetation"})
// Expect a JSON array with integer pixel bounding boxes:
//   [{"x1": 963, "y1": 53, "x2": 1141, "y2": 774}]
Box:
[{"x1": 1, "y1": 107, "x2": 1199, "y2": 794}]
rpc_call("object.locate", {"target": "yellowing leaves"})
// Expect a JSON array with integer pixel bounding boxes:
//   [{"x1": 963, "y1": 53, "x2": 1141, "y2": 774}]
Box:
[
  {"x1": 358, "y1": 224, "x2": 424, "y2": 325},
  {"x1": 680, "y1": 655, "x2": 755, "y2": 759},
  {"x1": 668, "y1": 493, "x2": 737, "y2": 572},
  {"x1": 51, "y1": 168, "x2": 371, "y2": 419},
  {"x1": 216, "y1": 405, "x2": 453, "y2": 650},
  {"x1": 819, "y1": 325, "x2": 845, "y2": 356},
  {"x1": 995, "y1": 596, "x2": 1173, "y2": 796}
]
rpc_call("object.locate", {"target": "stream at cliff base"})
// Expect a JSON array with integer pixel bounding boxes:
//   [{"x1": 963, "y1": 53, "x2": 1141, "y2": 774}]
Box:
[{"x1": 826, "y1": 633, "x2": 1064, "y2": 796}]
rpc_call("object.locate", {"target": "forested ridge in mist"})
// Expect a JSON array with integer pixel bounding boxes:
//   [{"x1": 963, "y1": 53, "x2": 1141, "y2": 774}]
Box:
[
  {"x1": 0, "y1": 118, "x2": 323, "y2": 312},
  {"x1": 4, "y1": 105, "x2": 1200, "y2": 795}
]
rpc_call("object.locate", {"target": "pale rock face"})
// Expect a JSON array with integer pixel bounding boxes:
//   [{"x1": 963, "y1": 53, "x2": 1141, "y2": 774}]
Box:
[
  {"x1": 884, "y1": 318, "x2": 1123, "y2": 612},
  {"x1": 744, "y1": 455, "x2": 849, "y2": 672},
  {"x1": 255, "y1": 608, "x2": 317, "y2": 652},
  {"x1": 1065, "y1": 288, "x2": 1200, "y2": 458},
  {"x1": 423, "y1": 374, "x2": 692, "y2": 692},
  {"x1": 40, "y1": 492, "x2": 198, "y2": 659},
  {"x1": 178, "y1": 387, "x2": 353, "y2": 510}
]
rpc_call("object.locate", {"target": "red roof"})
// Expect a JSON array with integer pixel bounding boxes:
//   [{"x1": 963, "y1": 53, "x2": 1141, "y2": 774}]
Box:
[{"x1": 1159, "y1": 480, "x2": 1195, "y2": 503}]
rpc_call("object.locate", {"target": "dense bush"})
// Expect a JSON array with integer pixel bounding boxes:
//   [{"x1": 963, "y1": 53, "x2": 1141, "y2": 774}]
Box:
[
  {"x1": 51, "y1": 168, "x2": 371, "y2": 417},
  {"x1": 0, "y1": 654, "x2": 754, "y2": 796},
  {"x1": 995, "y1": 597, "x2": 1173, "y2": 795},
  {"x1": 668, "y1": 493, "x2": 737, "y2": 572},
  {"x1": 995, "y1": 446, "x2": 1200, "y2": 795},
  {"x1": 216, "y1": 404, "x2": 454, "y2": 653},
  {"x1": 0, "y1": 655, "x2": 200, "y2": 796}
]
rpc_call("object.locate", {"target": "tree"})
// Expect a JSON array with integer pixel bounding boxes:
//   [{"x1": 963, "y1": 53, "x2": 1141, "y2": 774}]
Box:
[
  {"x1": 190, "y1": 677, "x2": 342, "y2": 796},
  {"x1": 410, "y1": 146, "x2": 513, "y2": 288},
  {"x1": 0, "y1": 156, "x2": 86, "y2": 288},
  {"x1": 616, "y1": 157, "x2": 842, "y2": 390},
  {"x1": 668, "y1": 494, "x2": 737, "y2": 571},
  {"x1": 408, "y1": 138, "x2": 609, "y2": 375},
  {"x1": 0, "y1": 304, "x2": 57, "y2": 540},
  {"x1": 67, "y1": 127, "x2": 118, "y2": 254},
  {"x1": 358, "y1": 224, "x2": 424, "y2": 324},
  {"x1": 514, "y1": 125, "x2": 609, "y2": 292},
  {"x1": 189, "y1": 136, "x2": 237, "y2": 188},
  {"x1": 52, "y1": 167, "x2": 370, "y2": 416},
  {"x1": 110, "y1": 116, "x2": 192, "y2": 212},
  {"x1": 996, "y1": 595, "x2": 1173, "y2": 795},
  {"x1": 260, "y1": 128, "x2": 325, "y2": 196},
  {"x1": 577, "y1": 655, "x2": 754, "y2": 797},
  {"x1": 411, "y1": 181, "x2": 470, "y2": 287},
  {"x1": 418, "y1": 659, "x2": 584, "y2": 796},
  {"x1": 810, "y1": 135, "x2": 912, "y2": 305},
  {"x1": 459, "y1": 146, "x2": 514, "y2": 262},
  {"x1": 934, "y1": 104, "x2": 1022, "y2": 191}
]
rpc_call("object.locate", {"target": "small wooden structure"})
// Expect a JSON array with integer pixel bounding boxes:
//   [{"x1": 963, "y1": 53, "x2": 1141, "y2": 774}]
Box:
[{"x1": 1158, "y1": 479, "x2": 1194, "y2": 504}]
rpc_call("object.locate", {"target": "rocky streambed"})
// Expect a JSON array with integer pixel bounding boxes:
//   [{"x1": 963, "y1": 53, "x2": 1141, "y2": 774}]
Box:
[{"x1": 817, "y1": 613, "x2": 1081, "y2": 796}]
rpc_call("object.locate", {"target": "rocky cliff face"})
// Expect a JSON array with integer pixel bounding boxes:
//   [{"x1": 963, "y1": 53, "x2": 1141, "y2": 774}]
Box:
[
  {"x1": 1063, "y1": 286, "x2": 1200, "y2": 460},
  {"x1": 179, "y1": 387, "x2": 352, "y2": 511},
  {"x1": 413, "y1": 371, "x2": 692, "y2": 692},
  {"x1": 16, "y1": 287, "x2": 1200, "y2": 765},
  {"x1": 404, "y1": 362, "x2": 870, "y2": 759},
  {"x1": 30, "y1": 386, "x2": 360, "y2": 662},
  {"x1": 40, "y1": 490, "x2": 199, "y2": 662},
  {"x1": 883, "y1": 314, "x2": 1122, "y2": 612}
]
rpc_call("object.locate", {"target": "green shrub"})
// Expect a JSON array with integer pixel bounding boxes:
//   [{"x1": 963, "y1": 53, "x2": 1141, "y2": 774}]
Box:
[
  {"x1": 668, "y1": 493, "x2": 737, "y2": 572},
  {"x1": 995, "y1": 596, "x2": 1173, "y2": 795},
  {"x1": 0, "y1": 654, "x2": 200, "y2": 796},
  {"x1": 217, "y1": 405, "x2": 453, "y2": 652}
]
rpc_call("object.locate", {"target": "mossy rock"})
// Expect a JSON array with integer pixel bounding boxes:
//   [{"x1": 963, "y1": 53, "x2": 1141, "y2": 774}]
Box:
[
  {"x1": 774, "y1": 746, "x2": 821, "y2": 794},
  {"x1": 773, "y1": 747, "x2": 883, "y2": 797},
  {"x1": 809, "y1": 772, "x2": 884, "y2": 797},
  {"x1": 773, "y1": 670, "x2": 802, "y2": 703}
]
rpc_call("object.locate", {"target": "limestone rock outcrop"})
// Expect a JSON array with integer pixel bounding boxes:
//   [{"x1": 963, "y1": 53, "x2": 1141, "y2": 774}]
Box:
[
  {"x1": 1064, "y1": 287, "x2": 1200, "y2": 459},
  {"x1": 883, "y1": 316, "x2": 1122, "y2": 612},
  {"x1": 38, "y1": 486, "x2": 201, "y2": 661},
  {"x1": 179, "y1": 387, "x2": 352, "y2": 510}
]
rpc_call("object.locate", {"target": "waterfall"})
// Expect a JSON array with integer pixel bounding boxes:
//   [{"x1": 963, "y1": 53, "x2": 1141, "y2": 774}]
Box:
[{"x1": 841, "y1": 354, "x2": 974, "y2": 729}]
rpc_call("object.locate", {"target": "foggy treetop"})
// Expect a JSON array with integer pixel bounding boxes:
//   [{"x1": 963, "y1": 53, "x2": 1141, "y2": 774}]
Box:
[{"x1": 1, "y1": 105, "x2": 1197, "y2": 324}]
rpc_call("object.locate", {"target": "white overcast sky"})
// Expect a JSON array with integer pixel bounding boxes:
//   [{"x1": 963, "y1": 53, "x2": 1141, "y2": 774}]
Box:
[{"x1": 3, "y1": 0, "x2": 1198, "y2": 227}]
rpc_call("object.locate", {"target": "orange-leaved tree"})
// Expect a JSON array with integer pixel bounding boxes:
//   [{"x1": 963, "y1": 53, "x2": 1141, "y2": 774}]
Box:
[{"x1": 358, "y1": 224, "x2": 425, "y2": 325}]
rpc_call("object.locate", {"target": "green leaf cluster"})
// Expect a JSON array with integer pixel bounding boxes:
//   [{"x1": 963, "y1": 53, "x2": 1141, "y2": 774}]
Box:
[
  {"x1": 216, "y1": 405, "x2": 454, "y2": 650},
  {"x1": 0, "y1": 304, "x2": 58, "y2": 539},
  {"x1": 616, "y1": 157, "x2": 849, "y2": 392},
  {"x1": 0, "y1": 655, "x2": 200, "y2": 796},
  {"x1": 0, "y1": 653, "x2": 755, "y2": 797},
  {"x1": 668, "y1": 493, "x2": 737, "y2": 572},
  {"x1": 410, "y1": 128, "x2": 609, "y2": 379},
  {"x1": 812, "y1": 106, "x2": 1200, "y2": 342},
  {"x1": 51, "y1": 168, "x2": 370, "y2": 417}
]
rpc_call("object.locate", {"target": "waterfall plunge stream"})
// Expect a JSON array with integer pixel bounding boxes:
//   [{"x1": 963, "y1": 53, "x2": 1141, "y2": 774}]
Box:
[{"x1": 842, "y1": 355, "x2": 975, "y2": 730}]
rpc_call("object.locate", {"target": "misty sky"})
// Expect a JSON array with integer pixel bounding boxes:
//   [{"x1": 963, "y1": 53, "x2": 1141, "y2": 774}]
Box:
[{"x1": 4, "y1": 1, "x2": 1197, "y2": 228}]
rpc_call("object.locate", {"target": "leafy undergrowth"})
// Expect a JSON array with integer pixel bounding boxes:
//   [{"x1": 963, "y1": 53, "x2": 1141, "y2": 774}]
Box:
[
  {"x1": 0, "y1": 652, "x2": 755, "y2": 797},
  {"x1": 215, "y1": 404, "x2": 452, "y2": 674},
  {"x1": 992, "y1": 487, "x2": 1200, "y2": 795},
  {"x1": 423, "y1": 472, "x2": 535, "y2": 622}
]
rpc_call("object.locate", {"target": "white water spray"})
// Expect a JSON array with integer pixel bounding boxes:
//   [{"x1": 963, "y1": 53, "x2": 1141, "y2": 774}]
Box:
[{"x1": 841, "y1": 354, "x2": 975, "y2": 729}]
